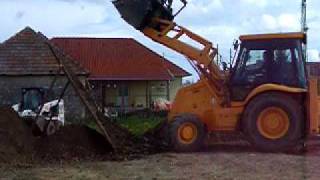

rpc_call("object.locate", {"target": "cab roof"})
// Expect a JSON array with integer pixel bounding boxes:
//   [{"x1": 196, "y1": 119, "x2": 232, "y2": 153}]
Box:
[{"x1": 239, "y1": 32, "x2": 306, "y2": 42}]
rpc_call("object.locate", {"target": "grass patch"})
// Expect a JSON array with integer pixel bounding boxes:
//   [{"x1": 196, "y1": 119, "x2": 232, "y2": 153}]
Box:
[
  {"x1": 117, "y1": 115, "x2": 164, "y2": 136},
  {"x1": 86, "y1": 115, "x2": 164, "y2": 137}
]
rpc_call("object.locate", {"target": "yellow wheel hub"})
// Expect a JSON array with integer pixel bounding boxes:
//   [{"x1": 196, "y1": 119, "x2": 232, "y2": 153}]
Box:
[
  {"x1": 257, "y1": 107, "x2": 290, "y2": 140},
  {"x1": 178, "y1": 122, "x2": 198, "y2": 144}
]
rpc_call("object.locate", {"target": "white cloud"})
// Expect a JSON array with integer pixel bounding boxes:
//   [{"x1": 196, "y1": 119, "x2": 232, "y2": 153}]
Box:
[
  {"x1": 241, "y1": 0, "x2": 268, "y2": 8},
  {"x1": 0, "y1": 0, "x2": 319, "y2": 81},
  {"x1": 261, "y1": 13, "x2": 300, "y2": 32},
  {"x1": 278, "y1": 13, "x2": 300, "y2": 31},
  {"x1": 262, "y1": 14, "x2": 277, "y2": 30},
  {"x1": 308, "y1": 49, "x2": 320, "y2": 62},
  {"x1": 0, "y1": 0, "x2": 108, "y2": 38}
]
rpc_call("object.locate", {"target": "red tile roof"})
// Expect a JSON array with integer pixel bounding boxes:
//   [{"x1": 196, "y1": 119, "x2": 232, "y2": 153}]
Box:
[
  {"x1": 0, "y1": 27, "x2": 88, "y2": 76},
  {"x1": 51, "y1": 38, "x2": 190, "y2": 81}
]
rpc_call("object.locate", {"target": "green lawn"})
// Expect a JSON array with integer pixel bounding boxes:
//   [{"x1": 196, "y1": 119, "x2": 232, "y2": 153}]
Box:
[
  {"x1": 117, "y1": 115, "x2": 164, "y2": 136},
  {"x1": 86, "y1": 115, "x2": 165, "y2": 137}
]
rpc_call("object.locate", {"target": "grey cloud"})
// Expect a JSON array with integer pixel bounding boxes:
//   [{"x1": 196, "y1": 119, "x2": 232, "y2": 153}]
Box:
[{"x1": 15, "y1": 11, "x2": 25, "y2": 19}]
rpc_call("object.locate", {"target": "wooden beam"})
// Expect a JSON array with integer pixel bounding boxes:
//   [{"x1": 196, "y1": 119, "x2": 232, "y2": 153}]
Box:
[{"x1": 167, "y1": 80, "x2": 170, "y2": 101}]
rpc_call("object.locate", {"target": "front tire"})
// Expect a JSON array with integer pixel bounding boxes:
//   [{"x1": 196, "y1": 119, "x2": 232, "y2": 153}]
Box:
[
  {"x1": 169, "y1": 114, "x2": 206, "y2": 152},
  {"x1": 242, "y1": 93, "x2": 303, "y2": 152}
]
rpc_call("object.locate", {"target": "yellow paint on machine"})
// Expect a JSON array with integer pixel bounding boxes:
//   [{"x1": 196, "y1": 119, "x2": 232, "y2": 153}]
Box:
[{"x1": 169, "y1": 80, "x2": 308, "y2": 132}]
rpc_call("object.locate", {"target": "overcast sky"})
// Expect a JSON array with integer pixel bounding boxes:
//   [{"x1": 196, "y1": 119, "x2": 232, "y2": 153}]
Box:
[{"x1": 1, "y1": 0, "x2": 319, "y2": 81}]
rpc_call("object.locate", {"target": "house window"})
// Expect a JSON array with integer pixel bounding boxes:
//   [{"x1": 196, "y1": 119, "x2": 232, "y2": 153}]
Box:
[{"x1": 119, "y1": 84, "x2": 129, "y2": 97}]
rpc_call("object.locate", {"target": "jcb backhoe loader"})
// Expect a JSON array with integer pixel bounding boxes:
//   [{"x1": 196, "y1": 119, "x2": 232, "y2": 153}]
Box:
[{"x1": 113, "y1": 0, "x2": 320, "y2": 152}]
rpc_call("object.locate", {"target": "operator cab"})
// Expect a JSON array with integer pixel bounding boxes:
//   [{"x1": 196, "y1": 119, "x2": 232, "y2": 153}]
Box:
[
  {"x1": 21, "y1": 88, "x2": 46, "y2": 112},
  {"x1": 230, "y1": 33, "x2": 307, "y2": 101}
]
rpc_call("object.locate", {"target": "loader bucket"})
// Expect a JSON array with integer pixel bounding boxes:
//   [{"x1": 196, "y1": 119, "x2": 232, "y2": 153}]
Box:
[{"x1": 112, "y1": 0, "x2": 174, "y2": 30}]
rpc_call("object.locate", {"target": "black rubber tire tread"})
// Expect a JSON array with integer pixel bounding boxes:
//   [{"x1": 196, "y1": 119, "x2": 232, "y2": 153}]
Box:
[
  {"x1": 169, "y1": 114, "x2": 206, "y2": 152},
  {"x1": 242, "y1": 92, "x2": 303, "y2": 152}
]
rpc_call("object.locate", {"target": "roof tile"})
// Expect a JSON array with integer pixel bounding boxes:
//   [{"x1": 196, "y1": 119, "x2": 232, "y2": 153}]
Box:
[
  {"x1": 51, "y1": 38, "x2": 190, "y2": 81},
  {"x1": 0, "y1": 27, "x2": 88, "y2": 76}
]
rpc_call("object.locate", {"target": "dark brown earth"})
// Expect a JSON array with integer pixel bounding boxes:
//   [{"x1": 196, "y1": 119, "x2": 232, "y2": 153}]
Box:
[
  {"x1": 33, "y1": 125, "x2": 113, "y2": 162},
  {"x1": 0, "y1": 105, "x2": 171, "y2": 166},
  {"x1": 98, "y1": 114, "x2": 169, "y2": 156},
  {"x1": 0, "y1": 107, "x2": 114, "y2": 164},
  {"x1": 0, "y1": 107, "x2": 34, "y2": 164},
  {"x1": 0, "y1": 106, "x2": 169, "y2": 165}
]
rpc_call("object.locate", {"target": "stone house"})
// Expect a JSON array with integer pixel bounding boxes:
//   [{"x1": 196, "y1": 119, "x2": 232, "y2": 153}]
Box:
[
  {"x1": 0, "y1": 27, "x2": 89, "y2": 122},
  {"x1": 51, "y1": 38, "x2": 190, "y2": 112}
]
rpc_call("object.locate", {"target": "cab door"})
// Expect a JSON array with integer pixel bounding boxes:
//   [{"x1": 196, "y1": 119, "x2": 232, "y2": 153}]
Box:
[
  {"x1": 230, "y1": 47, "x2": 269, "y2": 101},
  {"x1": 230, "y1": 39, "x2": 307, "y2": 101}
]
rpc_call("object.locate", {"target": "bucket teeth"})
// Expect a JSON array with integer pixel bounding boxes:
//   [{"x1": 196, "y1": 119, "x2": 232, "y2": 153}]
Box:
[{"x1": 112, "y1": 0, "x2": 174, "y2": 30}]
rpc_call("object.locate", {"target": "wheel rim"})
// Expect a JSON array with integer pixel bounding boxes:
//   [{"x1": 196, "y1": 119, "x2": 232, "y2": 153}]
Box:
[
  {"x1": 177, "y1": 122, "x2": 198, "y2": 144},
  {"x1": 257, "y1": 107, "x2": 290, "y2": 140}
]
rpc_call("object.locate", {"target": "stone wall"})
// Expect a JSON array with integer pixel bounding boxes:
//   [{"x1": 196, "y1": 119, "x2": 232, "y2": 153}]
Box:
[{"x1": 0, "y1": 75, "x2": 88, "y2": 123}]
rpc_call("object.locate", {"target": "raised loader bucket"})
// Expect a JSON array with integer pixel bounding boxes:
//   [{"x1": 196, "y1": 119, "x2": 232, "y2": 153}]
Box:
[{"x1": 112, "y1": 0, "x2": 174, "y2": 30}]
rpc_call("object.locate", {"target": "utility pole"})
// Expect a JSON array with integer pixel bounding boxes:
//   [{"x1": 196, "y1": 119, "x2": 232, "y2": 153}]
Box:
[
  {"x1": 301, "y1": 0, "x2": 308, "y2": 33},
  {"x1": 301, "y1": 0, "x2": 308, "y2": 61}
]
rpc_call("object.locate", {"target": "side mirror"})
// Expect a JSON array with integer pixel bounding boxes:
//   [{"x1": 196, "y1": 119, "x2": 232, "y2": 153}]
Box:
[{"x1": 233, "y1": 40, "x2": 239, "y2": 50}]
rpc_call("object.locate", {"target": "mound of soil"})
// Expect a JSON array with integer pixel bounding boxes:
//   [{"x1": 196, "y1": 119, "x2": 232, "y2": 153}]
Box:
[
  {"x1": 0, "y1": 106, "x2": 165, "y2": 164},
  {"x1": 33, "y1": 125, "x2": 113, "y2": 162},
  {"x1": 0, "y1": 107, "x2": 114, "y2": 164},
  {"x1": 0, "y1": 107, "x2": 34, "y2": 164}
]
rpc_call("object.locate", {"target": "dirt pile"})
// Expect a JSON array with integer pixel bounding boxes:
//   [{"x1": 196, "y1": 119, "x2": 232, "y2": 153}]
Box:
[
  {"x1": 0, "y1": 107, "x2": 34, "y2": 164},
  {"x1": 0, "y1": 107, "x2": 114, "y2": 164},
  {"x1": 0, "y1": 107, "x2": 166, "y2": 164},
  {"x1": 33, "y1": 125, "x2": 112, "y2": 161},
  {"x1": 96, "y1": 113, "x2": 169, "y2": 157}
]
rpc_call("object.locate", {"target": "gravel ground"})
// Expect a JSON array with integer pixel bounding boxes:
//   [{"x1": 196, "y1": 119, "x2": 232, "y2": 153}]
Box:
[{"x1": 1, "y1": 142, "x2": 320, "y2": 180}]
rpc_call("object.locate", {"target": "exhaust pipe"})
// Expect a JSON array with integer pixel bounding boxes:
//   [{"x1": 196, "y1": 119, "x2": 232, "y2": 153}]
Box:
[{"x1": 112, "y1": 0, "x2": 174, "y2": 30}]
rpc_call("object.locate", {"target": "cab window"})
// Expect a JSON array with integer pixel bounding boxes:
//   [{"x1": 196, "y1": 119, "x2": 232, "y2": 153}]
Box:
[{"x1": 230, "y1": 39, "x2": 307, "y2": 101}]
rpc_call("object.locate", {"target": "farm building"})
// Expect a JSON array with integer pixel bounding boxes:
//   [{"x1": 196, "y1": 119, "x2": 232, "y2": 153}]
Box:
[
  {"x1": 0, "y1": 27, "x2": 89, "y2": 122},
  {"x1": 51, "y1": 38, "x2": 191, "y2": 113}
]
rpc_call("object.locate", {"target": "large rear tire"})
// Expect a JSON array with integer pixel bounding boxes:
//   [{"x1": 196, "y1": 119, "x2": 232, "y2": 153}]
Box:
[
  {"x1": 169, "y1": 114, "x2": 206, "y2": 152},
  {"x1": 242, "y1": 93, "x2": 303, "y2": 152}
]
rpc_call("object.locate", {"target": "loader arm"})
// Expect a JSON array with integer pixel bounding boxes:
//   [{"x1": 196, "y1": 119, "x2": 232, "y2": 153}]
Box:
[
  {"x1": 113, "y1": 0, "x2": 228, "y2": 104},
  {"x1": 142, "y1": 19, "x2": 226, "y2": 101}
]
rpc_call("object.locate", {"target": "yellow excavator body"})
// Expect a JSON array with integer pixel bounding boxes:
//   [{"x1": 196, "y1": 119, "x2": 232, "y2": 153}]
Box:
[
  {"x1": 113, "y1": 0, "x2": 320, "y2": 152},
  {"x1": 168, "y1": 78, "x2": 308, "y2": 131}
]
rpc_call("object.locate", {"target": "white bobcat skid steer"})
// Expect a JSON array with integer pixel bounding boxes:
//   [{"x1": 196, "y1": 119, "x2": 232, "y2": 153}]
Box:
[{"x1": 12, "y1": 88, "x2": 65, "y2": 136}]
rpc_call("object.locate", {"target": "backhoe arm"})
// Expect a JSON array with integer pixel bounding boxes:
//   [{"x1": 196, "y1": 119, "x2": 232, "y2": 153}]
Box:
[
  {"x1": 142, "y1": 19, "x2": 226, "y2": 101},
  {"x1": 113, "y1": 0, "x2": 228, "y2": 104}
]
